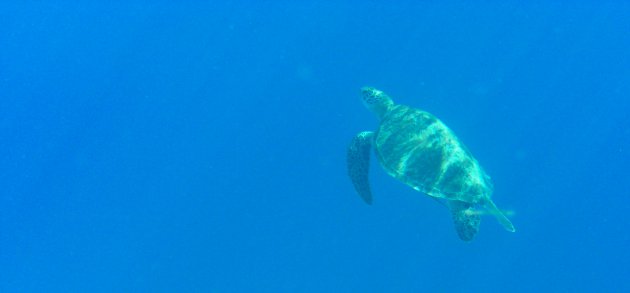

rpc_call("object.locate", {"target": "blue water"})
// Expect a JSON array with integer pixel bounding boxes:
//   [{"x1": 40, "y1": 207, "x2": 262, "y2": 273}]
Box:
[{"x1": 1, "y1": 2, "x2": 628, "y2": 292}]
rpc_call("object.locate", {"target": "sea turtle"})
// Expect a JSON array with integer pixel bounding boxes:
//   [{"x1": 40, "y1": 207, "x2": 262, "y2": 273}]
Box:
[{"x1": 347, "y1": 87, "x2": 515, "y2": 241}]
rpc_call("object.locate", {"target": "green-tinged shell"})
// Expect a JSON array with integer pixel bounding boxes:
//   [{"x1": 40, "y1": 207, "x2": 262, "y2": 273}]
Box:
[{"x1": 374, "y1": 104, "x2": 492, "y2": 205}]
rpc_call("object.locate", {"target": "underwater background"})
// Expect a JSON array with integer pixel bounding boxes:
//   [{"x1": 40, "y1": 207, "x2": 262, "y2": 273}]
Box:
[{"x1": 1, "y1": 2, "x2": 629, "y2": 292}]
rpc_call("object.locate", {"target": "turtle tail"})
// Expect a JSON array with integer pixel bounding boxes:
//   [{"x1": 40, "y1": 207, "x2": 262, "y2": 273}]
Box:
[{"x1": 485, "y1": 200, "x2": 516, "y2": 232}]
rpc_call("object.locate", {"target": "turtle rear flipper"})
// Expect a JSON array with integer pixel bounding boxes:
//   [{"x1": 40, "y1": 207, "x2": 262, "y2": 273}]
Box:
[
  {"x1": 347, "y1": 131, "x2": 374, "y2": 205},
  {"x1": 450, "y1": 201, "x2": 481, "y2": 241}
]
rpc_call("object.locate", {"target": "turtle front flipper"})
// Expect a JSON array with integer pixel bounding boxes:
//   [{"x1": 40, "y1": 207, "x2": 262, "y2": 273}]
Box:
[
  {"x1": 449, "y1": 201, "x2": 481, "y2": 241},
  {"x1": 347, "y1": 131, "x2": 375, "y2": 205}
]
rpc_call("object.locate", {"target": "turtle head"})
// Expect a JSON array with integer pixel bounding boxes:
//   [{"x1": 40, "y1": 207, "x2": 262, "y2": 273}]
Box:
[{"x1": 361, "y1": 87, "x2": 394, "y2": 120}]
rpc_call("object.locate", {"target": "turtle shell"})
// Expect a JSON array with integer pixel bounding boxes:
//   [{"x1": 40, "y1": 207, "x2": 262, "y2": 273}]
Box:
[{"x1": 373, "y1": 104, "x2": 493, "y2": 205}]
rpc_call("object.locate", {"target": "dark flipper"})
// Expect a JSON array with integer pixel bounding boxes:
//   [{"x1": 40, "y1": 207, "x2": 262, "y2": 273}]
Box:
[
  {"x1": 347, "y1": 131, "x2": 374, "y2": 205},
  {"x1": 449, "y1": 201, "x2": 481, "y2": 242}
]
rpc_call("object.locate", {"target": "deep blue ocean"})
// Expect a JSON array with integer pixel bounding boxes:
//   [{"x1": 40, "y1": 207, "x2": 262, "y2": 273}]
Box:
[{"x1": 1, "y1": 2, "x2": 629, "y2": 292}]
